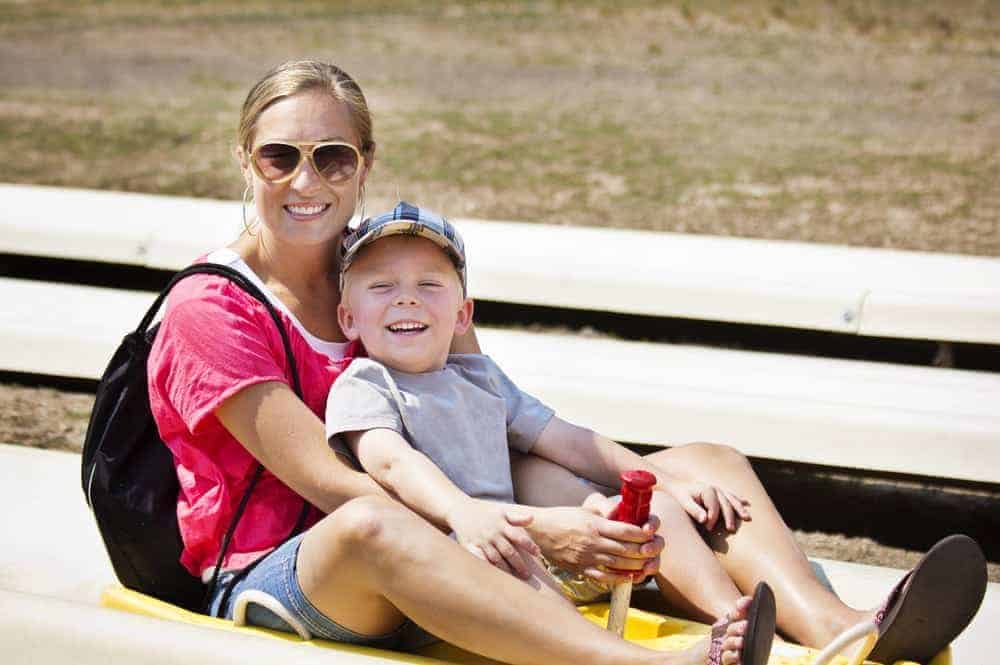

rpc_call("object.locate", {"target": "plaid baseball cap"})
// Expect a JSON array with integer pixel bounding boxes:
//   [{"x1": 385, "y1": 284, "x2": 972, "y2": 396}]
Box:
[{"x1": 340, "y1": 201, "x2": 467, "y2": 294}]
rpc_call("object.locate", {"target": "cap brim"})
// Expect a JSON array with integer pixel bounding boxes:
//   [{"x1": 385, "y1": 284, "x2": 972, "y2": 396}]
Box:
[{"x1": 343, "y1": 220, "x2": 464, "y2": 267}]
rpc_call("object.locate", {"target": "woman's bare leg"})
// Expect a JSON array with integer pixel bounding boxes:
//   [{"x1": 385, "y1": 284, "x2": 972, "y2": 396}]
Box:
[
  {"x1": 297, "y1": 495, "x2": 751, "y2": 665},
  {"x1": 512, "y1": 454, "x2": 744, "y2": 623},
  {"x1": 646, "y1": 443, "x2": 869, "y2": 647}
]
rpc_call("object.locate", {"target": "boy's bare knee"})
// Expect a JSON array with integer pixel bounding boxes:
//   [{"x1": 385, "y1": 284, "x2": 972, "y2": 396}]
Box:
[
  {"x1": 302, "y1": 496, "x2": 443, "y2": 592},
  {"x1": 682, "y1": 441, "x2": 750, "y2": 469},
  {"x1": 705, "y1": 442, "x2": 750, "y2": 469},
  {"x1": 321, "y1": 496, "x2": 401, "y2": 551}
]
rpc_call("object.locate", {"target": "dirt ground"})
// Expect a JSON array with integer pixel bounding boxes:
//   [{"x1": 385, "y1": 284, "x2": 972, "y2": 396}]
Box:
[
  {"x1": 1, "y1": 1, "x2": 998, "y2": 255},
  {"x1": 3, "y1": 382, "x2": 996, "y2": 583}
]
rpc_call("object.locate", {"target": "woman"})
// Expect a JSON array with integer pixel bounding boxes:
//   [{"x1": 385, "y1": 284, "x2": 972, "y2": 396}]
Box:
[{"x1": 147, "y1": 59, "x2": 764, "y2": 665}]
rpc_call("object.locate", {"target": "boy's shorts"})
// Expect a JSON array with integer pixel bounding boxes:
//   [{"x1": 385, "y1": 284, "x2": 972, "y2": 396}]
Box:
[
  {"x1": 541, "y1": 487, "x2": 637, "y2": 604},
  {"x1": 542, "y1": 557, "x2": 612, "y2": 603},
  {"x1": 209, "y1": 533, "x2": 437, "y2": 650}
]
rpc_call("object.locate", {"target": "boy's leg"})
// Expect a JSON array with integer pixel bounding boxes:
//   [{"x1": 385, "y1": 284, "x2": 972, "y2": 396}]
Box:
[
  {"x1": 644, "y1": 443, "x2": 868, "y2": 648},
  {"x1": 646, "y1": 490, "x2": 746, "y2": 623},
  {"x1": 296, "y1": 495, "x2": 745, "y2": 665}
]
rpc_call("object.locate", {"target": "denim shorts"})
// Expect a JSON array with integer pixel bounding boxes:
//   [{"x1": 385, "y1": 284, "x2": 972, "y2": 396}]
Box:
[{"x1": 209, "y1": 533, "x2": 437, "y2": 650}]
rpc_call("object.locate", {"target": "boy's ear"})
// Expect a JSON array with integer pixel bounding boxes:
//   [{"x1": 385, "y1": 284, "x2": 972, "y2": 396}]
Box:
[
  {"x1": 454, "y1": 297, "x2": 474, "y2": 336},
  {"x1": 337, "y1": 302, "x2": 361, "y2": 341}
]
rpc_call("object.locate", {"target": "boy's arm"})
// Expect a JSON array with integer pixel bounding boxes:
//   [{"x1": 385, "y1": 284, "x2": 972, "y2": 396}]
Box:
[
  {"x1": 344, "y1": 428, "x2": 539, "y2": 576},
  {"x1": 530, "y1": 416, "x2": 656, "y2": 490},
  {"x1": 345, "y1": 427, "x2": 468, "y2": 529},
  {"x1": 531, "y1": 417, "x2": 751, "y2": 530}
]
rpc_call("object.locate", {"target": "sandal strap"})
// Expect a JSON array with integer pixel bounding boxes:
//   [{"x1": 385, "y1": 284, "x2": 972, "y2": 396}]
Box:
[{"x1": 874, "y1": 570, "x2": 912, "y2": 630}]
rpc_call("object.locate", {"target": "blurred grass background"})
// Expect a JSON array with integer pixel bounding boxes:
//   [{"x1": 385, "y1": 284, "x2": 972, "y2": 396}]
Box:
[{"x1": 1, "y1": 0, "x2": 997, "y2": 254}]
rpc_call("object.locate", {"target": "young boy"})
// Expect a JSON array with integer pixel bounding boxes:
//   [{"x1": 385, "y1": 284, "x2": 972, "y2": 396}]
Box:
[{"x1": 325, "y1": 202, "x2": 736, "y2": 601}]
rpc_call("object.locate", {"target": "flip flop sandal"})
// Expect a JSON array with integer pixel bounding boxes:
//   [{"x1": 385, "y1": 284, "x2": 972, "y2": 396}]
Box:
[
  {"x1": 707, "y1": 581, "x2": 776, "y2": 665},
  {"x1": 813, "y1": 534, "x2": 987, "y2": 665}
]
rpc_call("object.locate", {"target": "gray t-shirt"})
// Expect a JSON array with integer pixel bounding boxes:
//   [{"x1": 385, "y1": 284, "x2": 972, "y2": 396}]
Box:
[{"x1": 325, "y1": 355, "x2": 555, "y2": 503}]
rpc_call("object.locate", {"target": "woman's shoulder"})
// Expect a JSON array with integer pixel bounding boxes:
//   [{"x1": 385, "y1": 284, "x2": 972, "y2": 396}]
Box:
[
  {"x1": 164, "y1": 252, "x2": 269, "y2": 320},
  {"x1": 166, "y1": 272, "x2": 260, "y2": 312},
  {"x1": 150, "y1": 254, "x2": 284, "y2": 361}
]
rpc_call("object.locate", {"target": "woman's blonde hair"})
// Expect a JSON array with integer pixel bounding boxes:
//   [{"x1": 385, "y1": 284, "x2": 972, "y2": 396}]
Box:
[{"x1": 237, "y1": 60, "x2": 375, "y2": 157}]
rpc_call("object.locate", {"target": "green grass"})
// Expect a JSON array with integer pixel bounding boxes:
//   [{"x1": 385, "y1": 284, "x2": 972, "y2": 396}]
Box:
[
  {"x1": 1, "y1": 0, "x2": 997, "y2": 255},
  {"x1": 0, "y1": 89, "x2": 240, "y2": 196}
]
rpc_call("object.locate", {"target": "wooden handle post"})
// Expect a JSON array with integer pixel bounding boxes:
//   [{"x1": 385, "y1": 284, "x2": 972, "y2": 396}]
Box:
[{"x1": 605, "y1": 470, "x2": 656, "y2": 636}]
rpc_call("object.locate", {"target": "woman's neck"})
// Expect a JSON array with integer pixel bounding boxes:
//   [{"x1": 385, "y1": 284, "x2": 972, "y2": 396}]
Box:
[
  {"x1": 230, "y1": 231, "x2": 347, "y2": 342},
  {"x1": 233, "y1": 231, "x2": 340, "y2": 295}
]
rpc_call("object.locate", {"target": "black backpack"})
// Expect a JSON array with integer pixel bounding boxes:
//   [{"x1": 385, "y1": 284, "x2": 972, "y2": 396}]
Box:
[{"x1": 82, "y1": 263, "x2": 307, "y2": 612}]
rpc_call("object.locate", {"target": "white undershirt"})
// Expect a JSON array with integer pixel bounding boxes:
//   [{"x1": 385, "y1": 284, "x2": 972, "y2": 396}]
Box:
[{"x1": 206, "y1": 248, "x2": 351, "y2": 361}]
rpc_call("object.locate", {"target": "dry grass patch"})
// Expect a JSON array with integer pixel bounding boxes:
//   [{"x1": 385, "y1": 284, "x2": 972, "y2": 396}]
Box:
[{"x1": 1, "y1": 1, "x2": 997, "y2": 254}]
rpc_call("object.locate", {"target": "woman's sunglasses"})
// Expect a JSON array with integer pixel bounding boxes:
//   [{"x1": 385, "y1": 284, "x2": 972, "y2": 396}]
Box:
[{"x1": 250, "y1": 140, "x2": 363, "y2": 185}]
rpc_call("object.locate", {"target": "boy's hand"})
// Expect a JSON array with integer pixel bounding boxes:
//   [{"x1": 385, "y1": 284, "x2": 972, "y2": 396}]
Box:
[
  {"x1": 661, "y1": 477, "x2": 751, "y2": 533},
  {"x1": 526, "y1": 500, "x2": 663, "y2": 585},
  {"x1": 447, "y1": 499, "x2": 540, "y2": 579}
]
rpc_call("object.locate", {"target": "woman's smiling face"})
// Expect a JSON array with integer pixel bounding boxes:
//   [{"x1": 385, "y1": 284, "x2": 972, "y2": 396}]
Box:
[{"x1": 242, "y1": 88, "x2": 368, "y2": 249}]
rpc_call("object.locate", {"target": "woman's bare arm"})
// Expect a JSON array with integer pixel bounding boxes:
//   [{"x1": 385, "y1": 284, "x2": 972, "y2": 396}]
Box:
[
  {"x1": 522, "y1": 502, "x2": 663, "y2": 584},
  {"x1": 216, "y1": 380, "x2": 389, "y2": 514}
]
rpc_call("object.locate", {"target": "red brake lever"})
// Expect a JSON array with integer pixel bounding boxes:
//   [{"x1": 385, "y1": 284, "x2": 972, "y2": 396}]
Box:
[
  {"x1": 607, "y1": 470, "x2": 656, "y2": 577},
  {"x1": 609, "y1": 470, "x2": 656, "y2": 526},
  {"x1": 604, "y1": 470, "x2": 658, "y2": 636}
]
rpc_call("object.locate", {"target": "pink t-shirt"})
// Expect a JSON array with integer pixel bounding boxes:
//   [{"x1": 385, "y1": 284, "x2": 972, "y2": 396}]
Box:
[{"x1": 148, "y1": 257, "x2": 360, "y2": 577}]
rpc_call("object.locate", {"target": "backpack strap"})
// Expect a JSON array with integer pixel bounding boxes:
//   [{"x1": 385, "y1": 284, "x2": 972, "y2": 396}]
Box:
[
  {"x1": 137, "y1": 263, "x2": 302, "y2": 396},
  {"x1": 141, "y1": 263, "x2": 310, "y2": 610}
]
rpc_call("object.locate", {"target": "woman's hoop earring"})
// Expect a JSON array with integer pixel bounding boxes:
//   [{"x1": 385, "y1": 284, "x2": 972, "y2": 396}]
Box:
[
  {"x1": 241, "y1": 185, "x2": 257, "y2": 237},
  {"x1": 357, "y1": 183, "x2": 367, "y2": 225}
]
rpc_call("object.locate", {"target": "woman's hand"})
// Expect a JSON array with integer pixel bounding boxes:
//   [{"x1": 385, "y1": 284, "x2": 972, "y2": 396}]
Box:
[
  {"x1": 525, "y1": 496, "x2": 663, "y2": 585},
  {"x1": 659, "y1": 476, "x2": 751, "y2": 533},
  {"x1": 447, "y1": 499, "x2": 540, "y2": 579}
]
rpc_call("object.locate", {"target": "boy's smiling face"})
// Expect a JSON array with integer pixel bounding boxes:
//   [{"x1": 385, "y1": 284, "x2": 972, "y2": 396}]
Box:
[{"x1": 338, "y1": 235, "x2": 473, "y2": 373}]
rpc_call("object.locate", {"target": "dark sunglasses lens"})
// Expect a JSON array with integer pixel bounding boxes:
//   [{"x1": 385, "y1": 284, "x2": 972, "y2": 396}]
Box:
[
  {"x1": 255, "y1": 143, "x2": 302, "y2": 180},
  {"x1": 313, "y1": 144, "x2": 359, "y2": 182}
]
